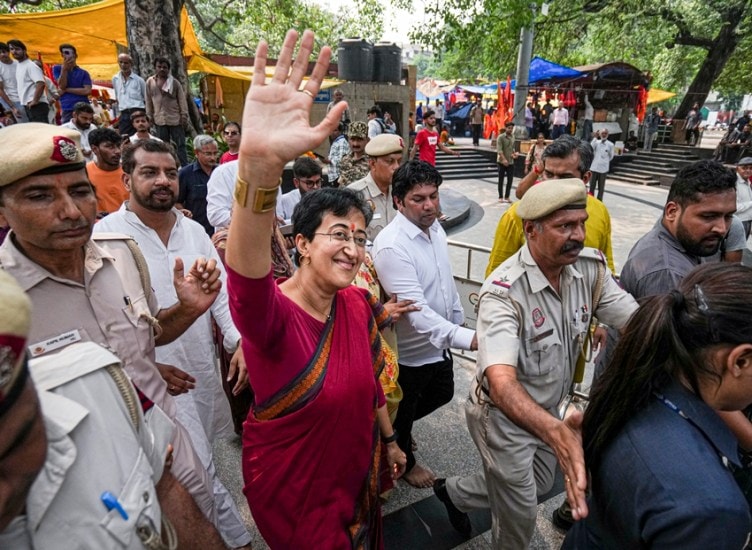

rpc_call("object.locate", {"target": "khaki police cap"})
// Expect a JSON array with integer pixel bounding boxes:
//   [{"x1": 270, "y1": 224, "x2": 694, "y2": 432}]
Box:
[
  {"x1": 365, "y1": 134, "x2": 404, "y2": 157},
  {"x1": 347, "y1": 121, "x2": 368, "y2": 139},
  {"x1": 0, "y1": 123, "x2": 86, "y2": 187},
  {"x1": 0, "y1": 270, "x2": 32, "y2": 416},
  {"x1": 517, "y1": 178, "x2": 587, "y2": 220}
]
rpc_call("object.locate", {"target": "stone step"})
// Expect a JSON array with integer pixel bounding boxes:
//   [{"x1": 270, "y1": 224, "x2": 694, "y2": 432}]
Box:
[
  {"x1": 629, "y1": 157, "x2": 676, "y2": 169},
  {"x1": 608, "y1": 172, "x2": 661, "y2": 186},
  {"x1": 615, "y1": 164, "x2": 678, "y2": 176}
]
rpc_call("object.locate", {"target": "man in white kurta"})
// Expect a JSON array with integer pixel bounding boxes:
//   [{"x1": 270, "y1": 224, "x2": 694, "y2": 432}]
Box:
[{"x1": 95, "y1": 139, "x2": 251, "y2": 549}]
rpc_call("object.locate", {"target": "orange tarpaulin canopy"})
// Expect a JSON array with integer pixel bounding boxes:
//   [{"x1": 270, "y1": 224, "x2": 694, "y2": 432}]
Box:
[{"x1": 0, "y1": 0, "x2": 223, "y2": 81}]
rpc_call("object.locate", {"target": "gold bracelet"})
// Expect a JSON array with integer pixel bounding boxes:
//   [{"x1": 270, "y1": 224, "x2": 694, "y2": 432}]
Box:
[{"x1": 234, "y1": 175, "x2": 281, "y2": 212}]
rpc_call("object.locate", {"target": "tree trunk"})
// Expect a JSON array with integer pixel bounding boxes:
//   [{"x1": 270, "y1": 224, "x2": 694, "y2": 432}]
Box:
[
  {"x1": 124, "y1": 0, "x2": 202, "y2": 135},
  {"x1": 673, "y1": 12, "x2": 743, "y2": 120}
]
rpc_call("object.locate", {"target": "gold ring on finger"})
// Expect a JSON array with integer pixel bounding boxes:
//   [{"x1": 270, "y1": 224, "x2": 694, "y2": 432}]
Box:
[{"x1": 301, "y1": 89, "x2": 314, "y2": 98}]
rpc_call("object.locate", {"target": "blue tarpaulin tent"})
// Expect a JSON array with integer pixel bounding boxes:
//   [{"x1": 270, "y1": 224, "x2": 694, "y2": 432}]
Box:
[{"x1": 482, "y1": 57, "x2": 584, "y2": 91}]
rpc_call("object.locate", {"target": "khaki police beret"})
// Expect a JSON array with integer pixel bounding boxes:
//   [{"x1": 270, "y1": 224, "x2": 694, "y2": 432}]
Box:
[
  {"x1": 517, "y1": 178, "x2": 587, "y2": 220},
  {"x1": 347, "y1": 121, "x2": 368, "y2": 139},
  {"x1": 738, "y1": 157, "x2": 752, "y2": 166},
  {"x1": 0, "y1": 270, "x2": 32, "y2": 416},
  {"x1": 0, "y1": 123, "x2": 85, "y2": 187},
  {"x1": 365, "y1": 134, "x2": 404, "y2": 157}
]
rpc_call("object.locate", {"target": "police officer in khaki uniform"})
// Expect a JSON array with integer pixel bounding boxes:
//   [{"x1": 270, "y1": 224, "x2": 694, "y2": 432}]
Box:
[
  {"x1": 347, "y1": 133, "x2": 404, "y2": 241},
  {"x1": 435, "y1": 179, "x2": 638, "y2": 549},
  {"x1": 0, "y1": 123, "x2": 227, "y2": 548},
  {"x1": 0, "y1": 270, "x2": 177, "y2": 549},
  {"x1": 338, "y1": 121, "x2": 370, "y2": 186}
]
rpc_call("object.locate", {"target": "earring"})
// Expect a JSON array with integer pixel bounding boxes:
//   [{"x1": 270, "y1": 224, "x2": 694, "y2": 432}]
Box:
[{"x1": 301, "y1": 255, "x2": 311, "y2": 266}]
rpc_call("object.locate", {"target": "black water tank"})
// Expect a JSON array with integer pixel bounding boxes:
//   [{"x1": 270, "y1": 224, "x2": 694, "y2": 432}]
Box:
[
  {"x1": 373, "y1": 42, "x2": 402, "y2": 84},
  {"x1": 337, "y1": 39, "x2": 373, "y2": 82}
]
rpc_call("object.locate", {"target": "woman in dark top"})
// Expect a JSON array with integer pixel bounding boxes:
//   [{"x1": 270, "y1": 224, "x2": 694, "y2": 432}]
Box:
[{"x1": 564, "y1": 263, "x2": 752, "y2": 549}]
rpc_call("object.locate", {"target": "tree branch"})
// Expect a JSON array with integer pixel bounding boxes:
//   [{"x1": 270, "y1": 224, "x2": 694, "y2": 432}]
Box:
[{"x1": 184, "y1": 0, "x2": 255, "y2": 54}]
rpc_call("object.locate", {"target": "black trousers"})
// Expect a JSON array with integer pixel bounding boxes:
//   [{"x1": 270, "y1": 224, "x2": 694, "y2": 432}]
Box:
[
  {"x1": 25, "y1": 103, "x2": 49, "y2": 123},
  {"x1": 394, "y1": 353, "x2": 454, "y2": 472},
  {"x1": 471, "y1": 124, "x2": 482, "y2": 145},
  {"x1": 589, "y1": 171, "x2": 607, "y2": 201},
  {"x1": 498, "y1": 163, "x2": 514, "y2": 199}
]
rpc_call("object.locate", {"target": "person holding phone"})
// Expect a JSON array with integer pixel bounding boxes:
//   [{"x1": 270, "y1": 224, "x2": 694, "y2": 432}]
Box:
[{"x1": 52, "y1": 44, "x2": 92, "y2": 123}]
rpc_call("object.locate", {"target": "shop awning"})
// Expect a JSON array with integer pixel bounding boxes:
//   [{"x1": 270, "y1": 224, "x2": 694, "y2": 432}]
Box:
[
  {"x1": 0, "y1": 0, "x2": 253, "y2": 83},
  {"x1": 647, "y1": 88, "x2": 676, "y2": 104}
]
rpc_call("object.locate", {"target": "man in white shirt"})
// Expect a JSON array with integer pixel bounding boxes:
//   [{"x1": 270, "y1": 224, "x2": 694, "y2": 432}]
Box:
[
  {"x1": 95, "y1": 138, "x2": 252, "y2": 550},
  {"x1": 61, "y1": 102, "x2": 96, "y2": 160},
  {"x1": 0, "y1": 42, "x2": 25, "y2": 122},
  {"x1": 7, "y1": 39, "x2": 48, "y2": 123},
  {"x1": 367, "y1": 105, "x2": 385, "y2": 139},
  {"x1": 372, "y1": 160, "x2": 478, "y2": 488},
  {"x1": 735, "y1": 156, "x2": 752, "y2": 238},
  {"x1": 276, "y1": 156, "x2": 323, "y2": 224},
  {"x1": 112, "y1": 53, "x2": 146, "y2": 136},
  {"x1": 589, "y1": 128, "x2": 614, "y2": 201},
  {"x1": 129, "y1": 109, "x2": 163, "y2": 143},
  {"x1": 551, "y1": 102, "x2": 569, "y2": 139}
]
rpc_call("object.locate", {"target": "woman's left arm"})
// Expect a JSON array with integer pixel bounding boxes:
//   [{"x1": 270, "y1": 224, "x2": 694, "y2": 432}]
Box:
[{"x1": 377, "y1": 405, "x2": 407, "y2": 480}]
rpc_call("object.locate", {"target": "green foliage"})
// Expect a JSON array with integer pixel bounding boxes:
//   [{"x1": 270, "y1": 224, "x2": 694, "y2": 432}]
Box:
[
  {"x1": 3, "y1": 0, "x2": 385, "y2": 59},
  {"x1": 404, "y1": 0, "x2": 752, "y2": 100},
  {"x1": 184, "y1": 0, "x2": 384, "y2": 58}
]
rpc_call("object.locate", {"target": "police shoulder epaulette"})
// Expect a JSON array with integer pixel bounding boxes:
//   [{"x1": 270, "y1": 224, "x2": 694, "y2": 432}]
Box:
[
  {"x1": 485, "y1": 261, "x2": 525, "y2": 297},
  {"x1": 578, "y1": 246, "x2": 606, "y2": 264}
]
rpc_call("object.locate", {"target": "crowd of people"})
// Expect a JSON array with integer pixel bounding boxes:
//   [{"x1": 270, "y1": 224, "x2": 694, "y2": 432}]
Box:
[{"x1": 2, "y1": 28, "x2": 752, "y2": 550}]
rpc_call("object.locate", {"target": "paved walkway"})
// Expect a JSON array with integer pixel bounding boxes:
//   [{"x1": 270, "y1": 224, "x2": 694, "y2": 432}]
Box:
[{"x1": 212, "y1": 158, "x2": 751, "y2": 549}]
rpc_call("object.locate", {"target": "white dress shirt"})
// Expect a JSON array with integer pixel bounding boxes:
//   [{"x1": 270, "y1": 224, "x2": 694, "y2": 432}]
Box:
[
  {"x1": 590, "y1": 138, "x2": 615, "y2": 173},
  {"x1": 112, "y1": 71, "x2": 146, "y2": 110},
  {"x1": 277, "y1": 188, "x2": 301, "y2": 223},
  {"x1": 372, "y1": 212, "x2": 475, "y2": 366},
  {"x1": 95, "y1": 204, "x2": 240, "y2": 440},
  {"x1": 736, "y1": 174, "x2": 752, "y2": 223}
]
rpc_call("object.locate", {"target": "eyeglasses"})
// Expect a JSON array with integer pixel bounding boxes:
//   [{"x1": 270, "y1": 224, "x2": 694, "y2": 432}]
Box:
[
  {"x1": 199, "y1": 150, "x2": 219, "y2": 156},
  {"x1": 298, "y1": 178, "x2": 322, "y2": 188},
  {"x1": 223, "y1": 131, "x2": 239, "y2": 136},
  {"x1": 314, "y1": 231, "x2": 367, "y2": 247}
]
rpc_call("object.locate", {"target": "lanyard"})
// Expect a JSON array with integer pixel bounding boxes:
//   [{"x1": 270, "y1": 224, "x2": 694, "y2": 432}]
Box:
[{"x1": 654, "y1": 391, "x2": 736, "y2": 472}]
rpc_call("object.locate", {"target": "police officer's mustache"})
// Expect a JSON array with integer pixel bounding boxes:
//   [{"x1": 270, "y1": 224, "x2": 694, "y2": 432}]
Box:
[{"x1": 561, "y1": 241, "x2": 584, "y2": 254}]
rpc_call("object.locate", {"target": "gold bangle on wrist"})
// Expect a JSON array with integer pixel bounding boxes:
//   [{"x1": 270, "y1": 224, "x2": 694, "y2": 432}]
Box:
[{"x1": 234, "y1": 175, "x2": 282, "y2": 212}]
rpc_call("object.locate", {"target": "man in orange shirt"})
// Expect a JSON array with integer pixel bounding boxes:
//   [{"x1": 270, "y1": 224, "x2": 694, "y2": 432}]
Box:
[{"x1": 85, "y1": 128, "x2": 127, "y2": 217}]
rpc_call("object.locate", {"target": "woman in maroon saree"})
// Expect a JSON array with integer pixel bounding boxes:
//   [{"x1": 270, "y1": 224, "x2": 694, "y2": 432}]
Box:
[{"x1": 224, "y1": 30, "x2": 406, "y2": 549}]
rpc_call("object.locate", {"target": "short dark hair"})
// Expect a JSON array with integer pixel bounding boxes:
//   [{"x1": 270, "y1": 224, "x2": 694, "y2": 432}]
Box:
[
  {"x1": 88, "y1": 128, "x2": 121, "y2": 148},
  {"x1": 423, "y1": 110, "x2": 435, "y2": 119},
  {"x1": 505, "y1": 121, "x2": 514, "y2": 128},
  {"x1": 59, "y1": 43, "x2": 77, "y2": 55},
  {"x1": 154, "y1": 57, "x2": 170, "y2": 69},
  {"x1": 0, "y1": 42, "x2": 8, "y2": 53},
  {"x1": 290, "y1": 188, "x2": 372, "y2": 266},
  {"x1": 7, "y1": 39, "x2": 26, "y2": 51},
  {"x1": 131, "y1": 110, "x2": 148, "y2": 122},
  {"x1": 391, "y1": 160, "x2": 442, "y2": 209},
  {"x1": 367, "y1": 105, "x2": 382, "y2": 118},
  {"x1": 667, "y1": 159, "x2": 737, "y2": 207},
  {"x1": 292, "y1": 156, "x2": 322, "y2": 179},
  {"x1": 73, "y1": 101, "x2": 94, "y2": 115},
  {"x1": 541, "y1": 135, "x2": 593, "y2": 177},
  {"x1": 222, "y1": 121, "x2": 241, "y2": 134},
  {"x1": 121, "y1": 139, "x2": 178, "y2": 174}
]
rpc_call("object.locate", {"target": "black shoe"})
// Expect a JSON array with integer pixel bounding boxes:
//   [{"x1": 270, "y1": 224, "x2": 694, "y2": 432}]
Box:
[
  {"x1": 552, "y1": 501, "x2": 575, "y2": 531},
  {"x1": 433, "y1": 478, "x2": 472, "y2": 537}
]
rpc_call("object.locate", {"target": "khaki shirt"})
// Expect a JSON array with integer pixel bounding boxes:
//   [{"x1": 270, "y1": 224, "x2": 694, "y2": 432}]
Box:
[
  {"x1": 348, "y1": 172, "x2": 396, "y2": 241},
  {"x1": 0, "y1": 343, "x2": 170, "y2": 550},
  {"x1": 477, "y1": 245, "x2": 638, "y2": 413},
  {"x1": 0, "y1": 234, "x2": 215, "y2": 517}
]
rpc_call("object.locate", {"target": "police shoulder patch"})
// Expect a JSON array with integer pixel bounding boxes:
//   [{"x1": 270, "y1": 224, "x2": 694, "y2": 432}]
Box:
[{"x1": 578, "y1": 246, "x2": 606, "y2": 264}]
